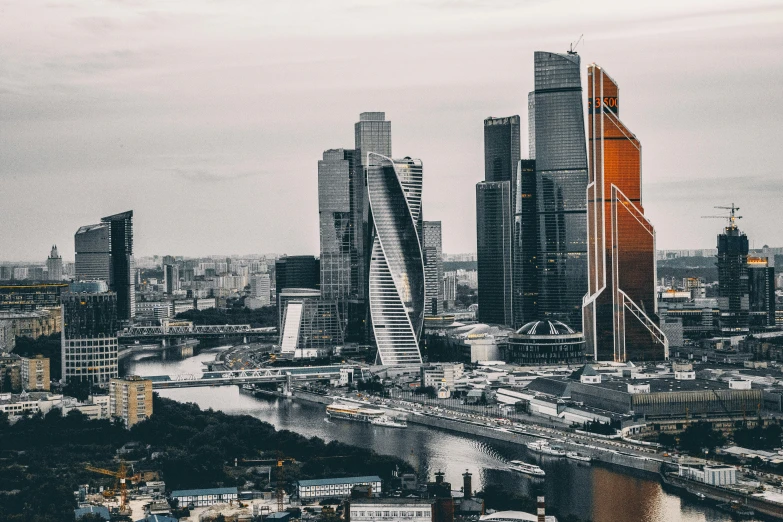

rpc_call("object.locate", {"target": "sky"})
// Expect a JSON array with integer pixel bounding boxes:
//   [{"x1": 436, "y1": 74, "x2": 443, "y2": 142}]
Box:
[{"x1": 2, "y1": 0, "x2": 782, "y2": 262}]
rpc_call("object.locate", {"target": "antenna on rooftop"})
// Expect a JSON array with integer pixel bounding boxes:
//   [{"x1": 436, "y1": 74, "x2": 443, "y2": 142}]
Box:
[{"x1": 568, "y1": 34, "x2": 584, "y2": 55}]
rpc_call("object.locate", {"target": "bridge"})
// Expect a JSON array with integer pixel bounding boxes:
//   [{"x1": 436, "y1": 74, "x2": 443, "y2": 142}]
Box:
[
  {"x1": 118, "y1": 323, "x2": 277, "y2": 343},
  {"x1": 148, "y1": 365, "x2": 355, "y2": 389}
]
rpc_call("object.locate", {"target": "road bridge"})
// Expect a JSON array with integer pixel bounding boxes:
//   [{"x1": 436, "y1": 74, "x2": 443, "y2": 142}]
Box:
[
  {"x1": 118, "y1": 324, "x2": 277, "y2": 343},
  {"x1": 148, "y1": 365, "x2": 355, "y2": 390}
]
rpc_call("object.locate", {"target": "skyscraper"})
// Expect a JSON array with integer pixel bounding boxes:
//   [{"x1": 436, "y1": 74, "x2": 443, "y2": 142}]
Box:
[
  {"x1": 275, "y1": 255, "x2": 320, "y2": 306},
  {"x1": 352, "y1": 113, "x2": 392, "y2": 342},
  {"x1": 318, "y1": 149, "x2": 353, "y2": 315},
  {"x1": 164, "y1": 264, "x2": 180, "y2": 294},
  {"x1": 46, "y1": 245, "x2": 63, "y2": 281},
  {"x1": 582, "y1": 63, "x2": 668, "y2": 362},
  {"x1": 422, "y1": 221, "x2": 443, "y2": 315},
  {"x1": 748, "y1": 256, "x2": 776, "y2": 328},
  {"x1": 366, "y1": 153, "x2": 424, "y2": 365},
  {"x1": 529, "y1": 51, "x2": 588, "y2": 328},
  {"x1": 75, "y1": 224, "x2": 111, "y2": 281},
  {"x1": 513, "y1": 159, "x2": 538, "y2": 328},
  {"x1": 101, "y1": 211, "x2": 134, "y2": 322},
  {"x1": 716, "y1": 213, "x2": 750, "y2": 334},
  {"x1": 476, "y1": 181, "x2": 512, "y2": 326},
  {"x1": 484, "y1": 116, "x2": 521, "y2": 184}
]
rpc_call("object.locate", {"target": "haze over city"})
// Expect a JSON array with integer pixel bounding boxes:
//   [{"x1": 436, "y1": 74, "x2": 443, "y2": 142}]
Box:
[{"x1": 2, "y1": 0, "x2": 783, "y2": 260}]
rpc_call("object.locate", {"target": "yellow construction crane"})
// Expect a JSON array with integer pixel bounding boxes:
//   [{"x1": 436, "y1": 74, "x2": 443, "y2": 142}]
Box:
[
  {"x1": 702, "y1": 203, "x2": 742, "y2": 231},
  {"x1": 275, "y1": 455, "x2": 296, "y2": 513},
  {"x1": 85, "y1": 461, "x2": 140, "y2": 516}
]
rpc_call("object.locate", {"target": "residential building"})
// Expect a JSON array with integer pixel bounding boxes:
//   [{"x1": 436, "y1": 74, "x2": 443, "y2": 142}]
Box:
[
  {"x1": 163, "y1": 264, "x2": 180, "y2": 294},
  {"x1": 528, "y1": 50, "x2": 588, "y2": 327},
  {"x1": 109, "y1": 375, "x2": 153, "y2": 427},
  {"x1": 46, "y1": 245, "x2": 63, "y2": 281},
  {"x1": 0, "y1": 320, "x2": 13, "y2": 350},
  {"x1": 0, "y1": 310, "x2": 61, "y2": 339},
  {"x1": 366, "y1": 153, "x2": 424, "y2": 365},
  {"x1": 170, "y1": 487, "x2": 238, "y2": 508},
  {"x1": 421, "y1": 363, "x2": 464, "y2": 390},
  {"x1": 442, "y1": 272, "x2": 457, "y2": 310},
  {"x1": 476, "y1": 181, "x2": 512, "y2": 326},
  {"x1": 423, "y1": 221, "x2": 444, "y2": 315},
  {"x1": 249, "y1": 274, "x2": 271, "y2": 306},
  {"x1": 296, "y1": 476, "x2": 382, "y2": 500},
  {"x1": 61, "y1": 282, "x2": 118, "y2": 385},
  {"x1": 582, "y1": 63, "x2": 668, "y2": 362},
  {"x1": 20, "y1": 355, "x2": 50, "y2": 391}
]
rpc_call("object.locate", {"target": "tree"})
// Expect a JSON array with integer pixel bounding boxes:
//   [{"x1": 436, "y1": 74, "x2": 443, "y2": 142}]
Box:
[
  {"x1": 657, "y1": 432, "x2": 676, "y2": 448},
  {"x1": 678, "y1": 422, "x2": 726, "y2": 455},
  {"x1": 63, "y1": 379, "x2": 92, "y2": 402}
]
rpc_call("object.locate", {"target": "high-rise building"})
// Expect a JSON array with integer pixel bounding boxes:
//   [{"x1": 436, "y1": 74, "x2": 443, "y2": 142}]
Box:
[
  {"x1": 279, "y1": 297, "x2": 344, "y2": 359},
  {"x1": 748, "y1": 256, "x2": 776, "y2": 328},
  {"x1": 101, "y1": 211, "x2": 135, "y2": 322},
  {"x1": 318, "y1": 149, "x2": 354, "y2": 316},
  {"x1": 423, "y1": 221, "x2": 443, "y2": 315},
  {"x1": 442, "y1": 272, "x2": 457, "y2": 310},
  {"x1": 528, "y1": 51, "x2": 588, "y2": 327},
  {"x1": 366, "y1": 153, "x2": 424, "y2": 365},
  {"x1": 20, "y1": 355, "x2": 50, "y2": 391},
  {"x1": 275, "y1": 256, "x2": 319, "y2": 304},
  {"x1": 46, "y1": 245, "x2": 63, "y2": 281},
  {"x1": 249, "y1": 274, "x2": 271, "y2": 305},
  {"x1": 484, "y1": 116, "x2": 521, "y2": 184},
  {"x1": 75, "y1": 211, "x2": 135, "y2": 322},
  {"x1": 716, "y1": 213, "x2": 750, "y2": 334},
  {"x1": 61, "y1": 281, "x2": 119, "y2": 384},
  {"x1": 476, "y1": 181, "x2": 512, "y2": 326},
  {"x1": 352, "y1": 113, "x2": 392, "y2": 341},
  {"x1": 582, "y1": 64, "x2": 668, "y2": 362},
  {"x1": 164, "y1": 264, "x2": 180, "y2": 294},
  {"x1": 513, "y1": 159, "x2": 538, "y2": 328},
  {"x1": 109, "y1": 375, "x2": 153, "y2": 428}
]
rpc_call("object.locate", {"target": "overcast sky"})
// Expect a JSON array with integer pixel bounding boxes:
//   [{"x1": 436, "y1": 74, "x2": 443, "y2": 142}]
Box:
[{"x1": 2, "y1": 0, "x2": 782, "y2": 262}]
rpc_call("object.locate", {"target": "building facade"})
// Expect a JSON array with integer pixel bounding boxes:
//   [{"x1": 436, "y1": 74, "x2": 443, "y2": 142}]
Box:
[
  {"x1": 748, "y1": 256, "x2": 775, "y2": 328},
  {"x1": 61, "y1": 285, "x2": 118, "y2": 385},
  {"x1": 423, "y1": 221, "x2": 444, "y2": 315},
  {"x1": 504, "y1": 319, "x2": 585, "y2": 366},
  {"x1": 716, "y1": 215, "x2": 750, "y2": 334},
  {"x1": 164, "y1": 264, "x2": 180, "y2": 294},
  {"x1": 528, "y1": 51, "x2": 588, "y2": 328},
  {"x1": 249, "y1": 274, "x2": 271, "y2": 305},
  {"x1": 296, "y1": 476, "x2": 382, "y2": 500},
  {"x1": 0, "y1": 282, "x2": 69, "y2": 312},
  {"x1": 46, "y1": 245, "x2": 63, "y2": 281},
  {"x1": 366, "y1": 153, "x2": 424, "y2": 365},
  {"x1": 20, "y1": 355, "x2": 50, "y2": 391},
  {"x1": 279, "y1": 297, "x2": 344, "y2": 358},
  {"x1": 582, "y1": 64, "x2": 668, "y2": 362},
  {"x1": 109, "y1": 375, "x2": 153, "y2": 427},
  {"x1": 275, "y1": 256, "x2": 319, "y2": 302},
  {"x1": 75, "y1": 224, "x2": 111, "y2": 282},
  {"x1": 513, "y1": 159, "x2": 538, "y2": 328},
  {"x1": 476, "y1": 181, "x2": 512, "y2": 326}
]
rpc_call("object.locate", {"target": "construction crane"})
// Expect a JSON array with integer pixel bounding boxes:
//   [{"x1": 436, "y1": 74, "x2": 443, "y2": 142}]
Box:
[
  {"x1": 85, "y1": 461, "x2": 140, "y2": 516},
  {"x1": 275, "y1": 454, "x2": 296, "y2": 513},
  {"x1": 701, "y1": 203, "x2": 742, "y2": 230},
  {"x1": 568, "y1": 34, "x2": 584, "y2": 55}
]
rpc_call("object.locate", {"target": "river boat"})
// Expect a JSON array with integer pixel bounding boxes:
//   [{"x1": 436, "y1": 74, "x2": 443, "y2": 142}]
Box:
[
  {"x1": 326, "y1": 403, "x2": 385, "y2": 423},
  {"x1": 526, "y1": 440, "x2": 566, "y2": 457},
  {"x1": 566, "y1": 451, "x2": 592, "y2": 463},
  {"x1": 716, "y1": 501, "x2": 755, "y2": 519},
  {"x1": 370, "y1": 415, "x2": 408, "y2": 428},
  {"x1": 508, "y1": 460, "x2": 546, "y2": 477}
]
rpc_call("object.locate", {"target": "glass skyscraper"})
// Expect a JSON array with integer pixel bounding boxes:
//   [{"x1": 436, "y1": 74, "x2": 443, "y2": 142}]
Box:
[
  {"x1": 582, "y1": 64, "x2": 668, "y2": 362},
  {"x1": 101, "y1": 211, "x2": 135, "y2": 322},
  {"x1": 716, "y1": 217, "x2": 750, "y2": 334},
  {"x1": 476, "y1": 181, "x2": 512, "y2": 326},
  {"x1": 422, "y1": 221, "x2": 443, "y2": 315},
  {"x1": 366, "y1": 153, "x2": 424, "y2": 365},
  {"x1": 529, "y1": 51, "x2": 588, "y2": 328},
  {"x1": 484, "y1": 116, "x2": 521, "y2": 184},
  {"x1": 513, "y1": 159, "x2": 538, "y2": 328}
]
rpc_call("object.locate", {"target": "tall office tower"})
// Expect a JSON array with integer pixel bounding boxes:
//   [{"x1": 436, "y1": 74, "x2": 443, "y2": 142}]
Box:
[
  {"x1": 366, "y1": 153, "x2": 424, "y2": 365},
  {"x1": 528, "y1": 51, "x2": 588, "y2": 328},
  {"x1": 75, "y1": 224, "x2": 111, "y2": 281},
  {"x1": 582, "y1": 64, "x2": 668, "y2": 362},
  {"x1": 110, "y1": 376, "x2": 153, "y2": 427},
  {"x1": 484, "y1": 116, "x2": 521, "y2": 184},
  {"x1": 748, "y1": 257, "x2": 776, "y2": 328},
  {"x1": 715, "y1": 215, "x2": 751, "y2": 333},
  {"x1": 476, "y1": 181, "x2": 512, "y2": 326},
  {"x1": 275, "y1": 255, "x2": 319, "y2": 305},
  {"x1": 46, "y1": 245, "x2": 63, "y2": 281},
  {"x1": 279, "y1": 297, "x2": 344, "y2": 359},
  {"x1": 61, "y1": 281, "x2": 119, "y2": 384},
  {"x1": 164, "y1": 264, "x2": 180, "y2": 294},
  {"x1": 422, "y1": 221, "x2": 444, "y2": 315},
  {"x1": 352, "y1": 113, "x2": 392, "y2": 341},
  {"x1": 513, "y1": 159, "x2": 538, "y2": 328},
  {"x1": 101, "y1": 211, "x2": 134, "y2": 322},
  {"x1": 318, "y1": 149, "x2": 354, "y2": 322}
]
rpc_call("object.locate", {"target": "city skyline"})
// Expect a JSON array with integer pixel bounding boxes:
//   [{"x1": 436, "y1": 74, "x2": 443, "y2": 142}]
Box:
[{"x1": 3, "y1": 1, "x2": 783, "y2": 260}]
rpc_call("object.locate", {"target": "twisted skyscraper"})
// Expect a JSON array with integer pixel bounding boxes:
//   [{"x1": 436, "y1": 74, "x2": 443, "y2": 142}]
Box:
[
  {"x1": 366, "y1": 153, "x2": 424, "y2": 365},
  {"x1": 582, "y1": 64, "x2": 668, "y2": 362}
]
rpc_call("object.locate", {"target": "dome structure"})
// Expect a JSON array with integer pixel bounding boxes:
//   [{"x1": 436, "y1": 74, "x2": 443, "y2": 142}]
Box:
[
  {"x1": 516, "y1": 319, "x2": 576, "y2": 336},
  {"x1": 504, "y1": 318, "x2": 586, "y2": 366}
]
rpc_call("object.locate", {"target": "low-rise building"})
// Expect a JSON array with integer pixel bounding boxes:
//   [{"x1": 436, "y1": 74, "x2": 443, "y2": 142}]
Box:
[
  {"x1": 678, "y1": 464, "x2": 736, "y2": 486},
  {"x1": 296, "y1": 476, "x2": 382, "y2": 500},
  {"x1": 347, "y1": 498, "x2": 438, "y2": 522},
  {"x1": 20, "y1": 355, "x2": 50, "y2": 391},
  {"x1": 170, "y1": 487, "x2": 238, "y2": 507},
  {"x1": 421, "y1": 364, "x2": 464, "y2": 391}
]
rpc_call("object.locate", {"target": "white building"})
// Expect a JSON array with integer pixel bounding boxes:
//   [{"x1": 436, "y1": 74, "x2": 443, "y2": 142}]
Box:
[
  {"x1": 679, "y1": 464, "x2": 736, "y2": 486},
  {"x1": 348, "y1": 498, "x2": 434, "y2": 522},
  {"x1": 296, "y1": 476, "x2": 382, "y2": 500},
  {"x1": 170, "y1": 487, "x2": 238, "y2": 507}
]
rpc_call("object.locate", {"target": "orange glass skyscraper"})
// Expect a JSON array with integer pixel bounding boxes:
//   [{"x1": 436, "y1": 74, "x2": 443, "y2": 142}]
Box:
[{"x1": 582, "y1": 64, "x2": 668, "y2": 362}]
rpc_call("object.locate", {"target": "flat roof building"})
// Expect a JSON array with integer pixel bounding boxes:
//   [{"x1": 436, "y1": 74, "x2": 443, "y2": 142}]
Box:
[{"x1": 296, "y1": 475, "x2": 382, "y2": 500}]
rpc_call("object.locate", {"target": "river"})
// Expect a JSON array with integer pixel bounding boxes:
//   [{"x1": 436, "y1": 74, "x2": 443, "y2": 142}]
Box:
[{"x1": 126, "y1": 348, "x2": 758, "y2": 522}]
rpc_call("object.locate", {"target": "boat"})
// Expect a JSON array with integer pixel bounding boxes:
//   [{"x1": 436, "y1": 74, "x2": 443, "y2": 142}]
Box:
[
  {"x1": 370, "y1": 415, "x2": 408, "y2": 428},
  {"x1": 716, "y1": 501, "x2": 755, "y2": 519},
  {"x1": 326, "y1": 403, "x2": 385, "y2": 423},
  {"x1": 526, "y1": 440, "x2": 566, "y2": 457},
  {"x1": 566, "y1": 451, "x2": 592, "y2": 463},
  {"x1": 508, "y1": 460, "x2": 546, "y2": 477}
]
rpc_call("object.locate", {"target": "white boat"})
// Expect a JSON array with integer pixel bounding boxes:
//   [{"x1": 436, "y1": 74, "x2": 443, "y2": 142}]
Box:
[
  {"x1": 566, "y1": 451, "x2": 592, "y2": 463},
  {"x1": 526, "y1": 440, "x2": 566, "y2": 457},
  {"x1": 370, "y1": 415, "x2": 408, "y2": 428},
  {"x1": 326, "y1": 403, "x2": 385, "y2": 423},
  {"x1": 508, "y1": 460, "x2": 546, "y2": 477}
]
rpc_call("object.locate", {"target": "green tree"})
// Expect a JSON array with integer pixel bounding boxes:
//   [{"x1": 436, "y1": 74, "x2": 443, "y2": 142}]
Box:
[{"x1": 679, "y1": 422, "x2": 726, "y2": 455}]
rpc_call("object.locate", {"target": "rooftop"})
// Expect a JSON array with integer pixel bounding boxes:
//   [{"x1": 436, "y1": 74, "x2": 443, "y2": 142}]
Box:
[
  {"x1": 350, "y1": 497, "x2": 434, "y2": 505},
  {"x1": 297, "y1": 476, "x2": 382, "y2": 487},
  {"x1": 170, "y1": 487, "x2": 237, "y2": 497}
]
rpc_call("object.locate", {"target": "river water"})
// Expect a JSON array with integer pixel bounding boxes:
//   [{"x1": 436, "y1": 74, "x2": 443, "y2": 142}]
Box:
[{"x1": 126, "y1": 348, "x2": 757, "y2": 522}]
